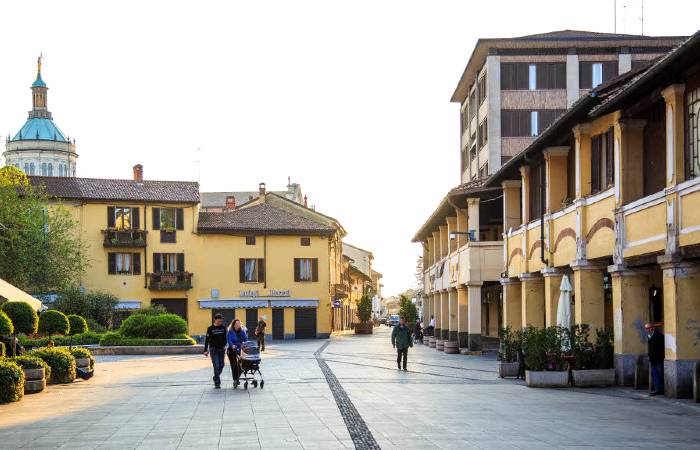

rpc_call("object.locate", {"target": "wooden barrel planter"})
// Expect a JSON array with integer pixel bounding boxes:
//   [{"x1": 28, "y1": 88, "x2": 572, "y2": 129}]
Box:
[
  {"x1": 428, "y1": 336, "x2": 436, "y2": 348},
  {"x1": 443, "y1": 341, "x2": 459, "y2": 354},
  {"x1": 435, "y1": 339, "x2": 444, "y2": 351},
  {"x1": 24, "y1": 368, "x2": 46, "y2": 394},
  {"x1": 354, "y1": 322, "x2": 373, "y2": 334}
]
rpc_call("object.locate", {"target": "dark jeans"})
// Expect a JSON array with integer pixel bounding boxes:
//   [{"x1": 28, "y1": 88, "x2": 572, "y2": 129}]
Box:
[
  {"x1": 650, "y1": 362, "x2": 664, "y2": 394},
  {"x1": 209, "y1": 347, "x2": 225, "y2": 385},
  {"x1": 396, "y1": 348, "x2": 408, "y2": 369},
  {"x1": 257, "y1": 333, "x2": 265, "y2": 351},
  {"x1": 227, "y1": 348, "x2": 241, "y2": 382}
]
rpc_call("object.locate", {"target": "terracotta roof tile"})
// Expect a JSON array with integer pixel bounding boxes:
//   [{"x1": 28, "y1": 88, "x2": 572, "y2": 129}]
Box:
[{"x1": 198, "y1": 203, "x2": 335, "y2": 235}]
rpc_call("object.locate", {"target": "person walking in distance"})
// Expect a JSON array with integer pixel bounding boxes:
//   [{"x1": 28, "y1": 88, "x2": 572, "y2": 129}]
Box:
[
  {"x1": 203, "y1": 314, "x2": 227, "y2": 389},
  {"x1": 646, "y1": 323, "x2": 665, "y2": 396},
  {"x1": 392, "y1": 316, "x2": 413, "y2": 371},
  {"x1": 256, "y1": 315, "x2": 268, "y2": 351}
]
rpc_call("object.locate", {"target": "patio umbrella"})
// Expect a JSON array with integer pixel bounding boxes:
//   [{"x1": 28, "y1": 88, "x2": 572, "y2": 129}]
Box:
[{"x1": 556, "y1": 275, "x2": 572, "y2": 329}]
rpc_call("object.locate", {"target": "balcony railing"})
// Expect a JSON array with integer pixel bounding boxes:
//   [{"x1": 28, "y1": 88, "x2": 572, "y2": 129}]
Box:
[
  {"x1": 148, "y1": 271, "x2": 193, "y2": 290},
  {"x1": 102, "y1": 229, "x2": 147, "y2": 248}
]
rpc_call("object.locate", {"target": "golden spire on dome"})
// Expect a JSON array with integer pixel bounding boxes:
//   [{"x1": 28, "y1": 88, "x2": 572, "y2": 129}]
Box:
[{"x1": 37, "y1": 53, "x2": 42, "y2": 75}]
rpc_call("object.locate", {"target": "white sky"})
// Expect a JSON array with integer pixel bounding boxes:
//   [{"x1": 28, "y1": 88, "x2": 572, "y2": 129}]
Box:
[{"x1": 0, "y1": 1, "x2": 698, "y2": 296}]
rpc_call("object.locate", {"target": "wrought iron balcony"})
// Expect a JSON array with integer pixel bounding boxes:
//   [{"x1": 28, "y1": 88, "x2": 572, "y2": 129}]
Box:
[
  {"x1": 102, "y1": 229, "x2": 147, "y2": 248},
  {"x1": 148, "y1": 271, "x2": 193, "y2": 290}
]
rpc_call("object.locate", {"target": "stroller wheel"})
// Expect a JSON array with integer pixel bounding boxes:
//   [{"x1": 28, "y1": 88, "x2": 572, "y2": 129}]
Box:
[
  {"x1": 234, "y1": 380, "x2": 239, "y2": 389},
  {"x1": 260, "y1": 380, "x2": 264, "y2": 389},
  {"x1": 244, "y1": 381, "x2": 248, "y2": 390},
  {"x1": 252, "y1": 380, "x2": 258, "y2": 388}
]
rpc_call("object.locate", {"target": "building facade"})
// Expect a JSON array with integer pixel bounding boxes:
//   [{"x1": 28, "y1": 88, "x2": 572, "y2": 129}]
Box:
[
  {"x1": 29, "y1": 168, "x2": 346, "y2": 339},
  {"x1": 489, "y1": 31, "x2": 700, "y2": 398},
  {"x1": 4, "y1": 57, "x2": 77, "y2": 177}
]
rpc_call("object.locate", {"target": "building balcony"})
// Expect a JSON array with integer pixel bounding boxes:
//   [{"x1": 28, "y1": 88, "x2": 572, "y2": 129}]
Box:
[
  {"x1": 424, "y1": 241, "x2": 503, "y2": 293},
  {"x1": 102, "y1": 229, "x2": 147, "y2": 248},
  {"x1": 332, "y1": 283, "x2": 348, "y2": 299},
  {"x1": 148, "y1": 271, "x2": 193, "y2": 290}
]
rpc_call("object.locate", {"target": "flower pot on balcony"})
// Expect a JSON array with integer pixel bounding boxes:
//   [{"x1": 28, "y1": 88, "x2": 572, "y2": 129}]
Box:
[
  {"x1": 160, "y1": 273, "x2": 177, "y2": 285},
  {"x1": 498, "y1": 362, "x2": 520, "y2": 379},
  {"x1": 525, "y1": 370, "x2": 569, "y2": 388},
  {"x1": 23, "y1": 367, "x2": 46, "y2": 394},
  {"x1": 572, "y1": 369, "x2": 616, "y2": 387},
  {"x1": 354, "y1": 322, "x2": 373, "y2": 335}
]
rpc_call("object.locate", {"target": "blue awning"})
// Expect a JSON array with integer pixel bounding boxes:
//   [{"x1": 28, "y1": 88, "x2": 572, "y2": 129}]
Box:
[
  {"x1": 269, "y1": 299, "x2": 318, "y2": 308},
  {"x1": 198, "y1": 299, "x2": 269, "y2": 309},
  {"x1": 115, "y1": 300, "x2": 142, "y2": 310}
]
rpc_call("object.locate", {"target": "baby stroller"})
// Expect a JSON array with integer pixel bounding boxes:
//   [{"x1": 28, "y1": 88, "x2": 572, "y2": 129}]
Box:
[{"x1": 237, "y1": 341, "x2": 264, "y2": 389}]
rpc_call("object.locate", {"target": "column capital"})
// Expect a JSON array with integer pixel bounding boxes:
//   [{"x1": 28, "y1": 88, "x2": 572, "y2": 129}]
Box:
[
  {"x1": 500, "y1": 277, "x2": 521, "y2": 285},
  {"x1": 519, "y1": 165, "x2": 531, "y2": 177},
  {"x1": 607, "y1": 263, "x2": 651, "y2": 278},
  {"x1": 466, "y1": 197, "x2": 480, "y2": 206},
  {"x1": 464, "y1": 282, "x2": 483, "y2": 288},
  {"x1": 661, "y1": 83, "x2": 686, "y2": 102},
  {"x1": 616, "y1": 118, "x2": 647, "y2": 131},
  {"x1": 519, "y1": 272, "x2": 543, "y2": 282},
  {"x1": 571, "y1": 259, "x2": 606, "y2": 272},
  {"x1": 502, "y1": 179, "x2": 522, "y2": 189},
  {"x1": 543, "y1": 146, "x2": 569, "y2": 159},
  {"x1": 456, "y1": 285, "x2": 468, "y2": 292},
  {"x1": 572, "y1": 123, "x2": 591, "y2": 138},
  {"x1": 540, "y1": 267, "x2": 564, "y2": 278}
]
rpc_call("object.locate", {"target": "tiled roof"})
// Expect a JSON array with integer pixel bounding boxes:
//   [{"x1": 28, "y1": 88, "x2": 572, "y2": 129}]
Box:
[
  {"x1": 28, "y1": 176, "x2": 200, "y2": 203},
  {"x1": 198, "y1": 203, "x2": 336, "y2": 235},
  {"x1": 516, "y1": 30, "x2": 649, "y2": 40}
]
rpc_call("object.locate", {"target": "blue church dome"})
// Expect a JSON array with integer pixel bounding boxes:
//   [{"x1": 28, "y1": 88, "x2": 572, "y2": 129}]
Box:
[
  {"x1": 11, "y1": 117, "x2": 68, "y2": 142},
  {"x1": 32, "y1": 73, "x2": 46, "y2": 88}
]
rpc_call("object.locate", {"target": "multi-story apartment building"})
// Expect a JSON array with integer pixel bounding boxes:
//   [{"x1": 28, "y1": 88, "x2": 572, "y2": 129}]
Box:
[
  {"x1": 415, "y1": 31, "x2": 686, "y2": 354},
  {"x1": 28, "y1": 167, "x2": 346, "y2": 340},
  {"x1": 488, "y1": 30, "x2": 700, "y2": 398},
  {"x1": 455, "y1": 30, "x2": 683, "y2": 182}
]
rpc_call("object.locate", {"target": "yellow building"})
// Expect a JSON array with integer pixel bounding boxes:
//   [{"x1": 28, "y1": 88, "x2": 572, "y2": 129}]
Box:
[
  {"x1": 488, "y1": 31, "x2": 700, "y2": 398},
  {"x1": 29, "y1": 169, "x2": 345, "y2": 339}
]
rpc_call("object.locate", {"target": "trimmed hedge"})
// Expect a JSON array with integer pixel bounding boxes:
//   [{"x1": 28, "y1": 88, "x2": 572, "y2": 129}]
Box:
[
  {"x1": 69, "y1": 347, "x2": 95, "y2": 370},
  {"x1": 67, "y1": 315, "x2": 88, "y2": 335},
  {"x1": 0, "y1": 310, "x2": 13, "y2": 336},
  {"x1": 29, "y1": 347, "x2": 76, "y2": 384},
  {"x1": 12, "y1": 355, "x2": 51, "y2": 380},
  {"x1": 1, "y1": 302, "x2": 38, "y2": 335},
  {"x1": 119, "y1": 313, "x2": 187, "y2": 339},
  {"x1": 0, "y1": 359, "x2": 24, "y2": 403},
  {"x1": 38, "y1": 310, "x2": 70, "y2": 337},
  {"x1": 99, "y1": 331, "x2": 195, "y2": 346},
  {"x1": 19, "y1": 331, "x2": 103, "y2": 348}
]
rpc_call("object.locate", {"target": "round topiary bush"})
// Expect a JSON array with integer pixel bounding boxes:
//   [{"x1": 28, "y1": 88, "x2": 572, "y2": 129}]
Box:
[
  {"x1": 118, "y1": 314, "x2": 150, "y2": 338},
  {"x1": 0, "y1": 359, "x2": 24, "y2": 403},
  {"x1": 0, "y1": 310, "x2": 13, "y2": 337},
  {"x1": 38, "y1": 310, "x2": 70, "y2": 339},
  {"x1": 119, "y1": 313, "x2": 187, "y2": 339},
  {"x1": 29, "y1": 347, "x2": 76, "y2": 384},
  {"x1": 12, "y1": 355, "x2": 51, "y2": 380},
  {"x1": 67, "y1": 314, "x2": 88, "y2": 335},
  {"x1": 70, "y1": 347, "x2": 95, "y2": 370},
  {"x1": 1, "y1": 301, "x2": 38, "y2": 335}
]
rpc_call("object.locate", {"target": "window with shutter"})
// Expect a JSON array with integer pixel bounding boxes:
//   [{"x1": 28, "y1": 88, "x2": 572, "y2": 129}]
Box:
[
  {"x1": 311, "y1": 258, "x2": 319, "y2": 282},
  {"x1": 591, "y1": 135, "x2": 602, "y2": 193},
  {"x1": 107, "y1": 206, "x2": 116, "y2": 228},
  {"x1": 176, "y1": 253, "x2": 185, "y2": 272},
  {"x1": 257, "y1": 258, "x2": 265, "y2": 283},
  {"x1": 132, "y1": 207, "x2": 140, "y2": 230},
  {"x1": 108, "y1": 253, "x2": 116, "y2": 275},
  {"x1": 580, "y1": 62, "x2": 593, "y2": 89},
  {"x1": 132, "y1": 253, "x2": 141, "y2": 275},
  {"x1": 605, "y1": 128, "x2": 615, "y2": 187},
  {"x1": 240, "y1": 258, "x2": 262, "y2": 282},
  {"x1": 152, "y1": 208, "x2": 161, "y2": 230},
  {"x1": 176, "y1": 208, "x2": 184, "y2": 230},
  {"x1": 294, "y1": 258, "x2": 301, "y2": 282},
  {"x1": 153, "y1": 253, "x2": 162, "y2": 273}
]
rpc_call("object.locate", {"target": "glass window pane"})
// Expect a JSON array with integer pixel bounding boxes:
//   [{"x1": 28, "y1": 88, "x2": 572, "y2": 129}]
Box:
[
  {"x1": 530, "y1": 111, "x2": 538, "y2": 137},
  {"x1": 592, "y1": 63, "x2": 603, "y2": 88},
  {"x1": 160, "y1": 208, "x2": 176, "y2": 229},
  {"x1": 528, "y1": 64, "x2": 536, "y2": 90}
]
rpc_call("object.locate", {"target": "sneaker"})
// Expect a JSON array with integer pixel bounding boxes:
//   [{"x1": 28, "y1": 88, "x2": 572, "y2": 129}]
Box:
[
  {"x1": 403, "y1": 368, "x2": 408, "y2": 371},
  {"x1": 215, "y1": 384, "x2": 221, "y2": 389}
]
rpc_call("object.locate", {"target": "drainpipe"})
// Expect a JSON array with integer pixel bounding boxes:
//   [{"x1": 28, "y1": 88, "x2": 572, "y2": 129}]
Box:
[
  {"x1": 263, "y1": 234, "x2": 267, "y2": 289},
  {"x1": 540, "y1": 161, "x2": 548, "y2": 266},
  {"x1": 144, "y1": 204, "x2": 148, "y2": 288}
]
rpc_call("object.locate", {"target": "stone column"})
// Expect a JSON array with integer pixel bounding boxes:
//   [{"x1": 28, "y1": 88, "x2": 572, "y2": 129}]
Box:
[
  {"x1": 609, "y1": 267, "x2": 651, "y2": 386},
  {"x1": 433, "y1": 292, "x2": 442, "y2": 340},
  {"x1": 467, "y1": 283, "x2": 483, "y2": 350},
  {"x1": 441, "y1": 290, "x2": 450, "y2": 340},
  {"x1": 457, "y1": 285, "x2": 469, "y2": 348},
  {"x1": 520, "y1": 272, "x2": 545, "y2": 328},
  {"x1": 501, "y1": 278, "x2": 522, "y2": 329},
  {"x1": 519, "y1": 166, "x2": 531, "y2": 225},
  {"x1": 467, "y1": 198, "x2": 480, "y2": 241},
  {"x1": 423, "y1": 293, "x2": 432, "y2": 335},
  {"x1": 448, "y1": 288, "x2": 458, "y2": 342},
  {"x1": 439, "y1": 225, "x2": 449, "y2": 259},
  {"x1": 573, "y1": 124, "x2": 592, "y2": 199},
  {"x1": 614, "y1": 118, "x2": 646, "y2": 206},
  {"x1": 542, "y1": 268, "x2": 563, "y2": 328},
  {"x1": 661, "y1": 84, "x2": 686, "y2": 188},
  {"x1": 572, "y1": 262, "x2": 605, "y2": 333},
  {"x1": 659, "y1": 258, "x2": 700, "y2": 398},
  {"x1": 447, "y1": 216, "x2": 458, "y2": 254},
  {"x1": 502, "y1": 180, "x2": 522, "y2": 231},
  {"x1": 543, "y1": 147, "x2": 569, "y2": 214}
]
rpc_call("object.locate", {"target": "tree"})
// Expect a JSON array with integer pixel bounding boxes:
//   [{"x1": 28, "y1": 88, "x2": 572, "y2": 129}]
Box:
[
  {"x1": 0, "y1": 167, "x2": 87, "y2": 294},
  {"x1": 0, "y1": 310, "x2": 13, "y2": 337},
  {"x1": 398, "y1": 294, "x2": 418, "y2": 324},
  {"x1": 38, "y1": 310, "x2": 70, "y2": 340},
  {"x1": 1, "y1": 301, "x2": 38, "y2": 356},
  {"x1": 356, "y1": 295, "x2": 373, "y2": 323},
  {"x1": 67, "y1": 314, "x2": 88, "y2": 335},
  {"x1": 52, "y1": 287, "x2": 118, "y2": 329}
]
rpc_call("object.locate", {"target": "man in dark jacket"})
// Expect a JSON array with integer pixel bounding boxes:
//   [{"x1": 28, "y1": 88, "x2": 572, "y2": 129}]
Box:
[
  {"x1": 391, "y1": 317, "x2": 413, "y2": 371},
  {"x1": 646, "y1": 323, "x2": 665, "y2": 396},
  {"x1": 203, "y1": 314, "x2": 227, "y2": 389},
  {"x1": 255, "y1": 315, "x2": 267, "y2": 351}
]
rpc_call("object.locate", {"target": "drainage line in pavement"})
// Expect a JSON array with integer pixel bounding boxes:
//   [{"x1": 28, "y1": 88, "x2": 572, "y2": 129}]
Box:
[{"x1": 314, "y1": 341, "x2": 381, "y2": 450}]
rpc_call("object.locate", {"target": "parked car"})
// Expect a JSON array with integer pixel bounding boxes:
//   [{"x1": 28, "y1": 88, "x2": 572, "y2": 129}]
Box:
[
  {"x1": 379, "y1": 317, "x2": 387, "y2": 325},
  {"x1": 387, "y1": 315, "x2": 399, "y2": 327}
]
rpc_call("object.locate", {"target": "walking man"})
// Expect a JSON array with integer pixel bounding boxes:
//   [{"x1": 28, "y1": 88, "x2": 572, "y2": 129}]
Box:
[
  {"x1": 392, "y1": 316, "x2": 413, "y2": 371},
  {"x1": 646, "y1": 322, "x2": 665, "y2": 396},
  {"x1": 203, "y1": 314, "x2": 227, "y2": 389},
  {"x1": 256, "y1": 315, "x2": 268, "y2": 351}
]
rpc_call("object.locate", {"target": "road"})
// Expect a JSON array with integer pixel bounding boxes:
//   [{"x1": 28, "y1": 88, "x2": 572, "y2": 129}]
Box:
[{"x1": 2, "y1": 326, "x2": 700, "y2": 449}]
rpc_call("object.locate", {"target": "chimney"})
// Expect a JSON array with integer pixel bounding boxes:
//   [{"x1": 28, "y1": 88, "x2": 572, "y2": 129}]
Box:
[
  {"x1": 304, "y1": 195, "x2": 308, "y2": 208},
  {"x1": 225, "y1": 196, "x2": 236, "y2": 210},
  {"x1": 133, "y1": 164, "x2": 143, "y2": 182},
  {"x1": 259, "y1": 182, "x2": 266, "y2": 195}
]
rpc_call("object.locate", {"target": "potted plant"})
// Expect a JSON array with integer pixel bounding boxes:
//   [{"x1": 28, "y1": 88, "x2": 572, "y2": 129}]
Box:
[
  {"x1": 498, "y1": 326, "x2": 522, "y2": 378},
  {"x1": 523, "y1": 326, "x2": 569, "y2": 387},
  {"x1": 570, "y1": 325, "x2": 616, "y2": 387},
  {"x1": 12, "y1": 356, "x2": 50, "y2": 394},
  {"x1": 354, "y1": 295, "x2": 373, "y2": 334},
  {"x1": 69, "y1": 347, "x2": 95, "y2": 373},
  {"x1": 28, "y1": 347, "x2": 76, "y2": 384},
  {"x1": 0, "y1": 359, "x2": 24, "y2": 404}
]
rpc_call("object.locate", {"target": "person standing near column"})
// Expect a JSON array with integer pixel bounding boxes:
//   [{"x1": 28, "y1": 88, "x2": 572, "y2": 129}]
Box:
[
  {"x1": 203, "y1": 314, "x2": 227, "y2": 389},
  {"x1": 645, "y1": 323, "x2": 665, "y2": 396},
  {"x1": 392, "y1": 316, "x2": 413, "y2": 371}
]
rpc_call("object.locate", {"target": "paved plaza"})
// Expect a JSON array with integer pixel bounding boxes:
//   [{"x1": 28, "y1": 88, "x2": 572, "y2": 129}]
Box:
[{"x1": 2, "y1": 328, "x2": 700, "y2": 449}]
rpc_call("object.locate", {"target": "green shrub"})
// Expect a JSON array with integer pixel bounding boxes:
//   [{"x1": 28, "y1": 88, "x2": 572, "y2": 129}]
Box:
[
  {"x1": 0, "y1": 302, "x2": 38, "y2": 335},
  {"x1": 86, "y1": 318, "x2": 107, "y2": 333},
  {"x1": 53, "y1": 287, "x2": 118, "y2": 329},
  {"x1": 19, "y1": 331, "x2": 102, "y2": 348},
  {"x1": 0, "y1": 310, "x2": 13, "y2": 337},
  {"x1": 498, "y1": 326, "x2": 523, "y2": 363},
  {"x1": 119, "y1": 313, "x2": 187, "y2": 339},
  {"x1": 12, "y1": 355, "x2": 51, "y2": 380},
  {"x1": 398, "y1": 295, "x2": 418, "y2": 324},
  {"x1": 522, "y1": 326, "x2": 566, "y2": 372},
  {"x1": 0, "y1": 341, "x2": 4, "y2": 357},
  {"x1": 138, "y1": 304, "x2": 169, "y2": 316},
  {"x1": 69, "y1": 347, "x2": 95, "y2": 370},
  {"x1": 99, "y1": 332, "x2": 195, "y2": 346},
  {"x1": 38, "y1": 310, "x2": 70, "y2": 338},
  {"x1": 355, "y1": 296, "x2": 373, "y2": 323},
  {"x1": 67, "y1": 314, "x2": 88, "y2": 335},
  {"x1": 29, "y1": 347, "x2": 76, "y2": 384},
  {"x1": 0, "y1": 359, "x2": 24, "y2": 403},
  {"x1": 594, "y1": 328, "x2": 614, "y2": 370}
]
